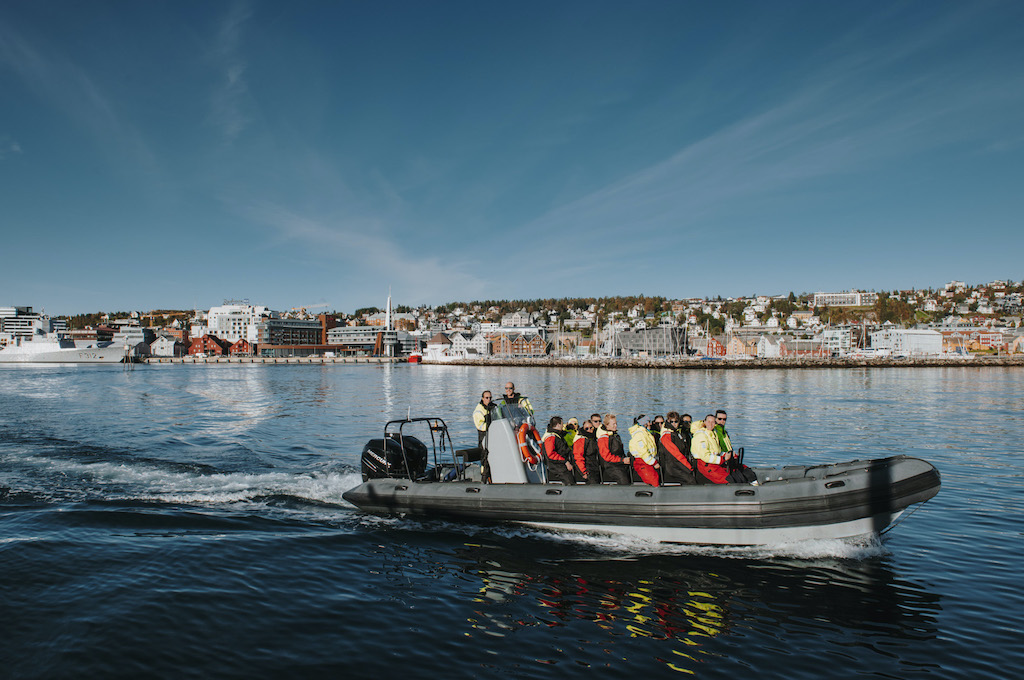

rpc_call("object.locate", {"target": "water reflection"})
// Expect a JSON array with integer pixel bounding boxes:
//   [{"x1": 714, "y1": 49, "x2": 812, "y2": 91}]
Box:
[
  {"x1": 381, "y1": 363, "x2": 395, "y2": 416},
  {"x1": 366, "y1": 531, "x2": 942, "y2": 674}
]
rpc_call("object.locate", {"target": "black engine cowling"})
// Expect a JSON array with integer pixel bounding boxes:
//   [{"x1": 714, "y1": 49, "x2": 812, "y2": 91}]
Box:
[{"x1": 360, "y1": 434, "x2": 428, "y2": 481}]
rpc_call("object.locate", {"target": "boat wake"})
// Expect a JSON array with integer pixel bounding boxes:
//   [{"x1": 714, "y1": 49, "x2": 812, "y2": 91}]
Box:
[{"x1": 4, "y1": 452, "x2": 364, "y2": 509}]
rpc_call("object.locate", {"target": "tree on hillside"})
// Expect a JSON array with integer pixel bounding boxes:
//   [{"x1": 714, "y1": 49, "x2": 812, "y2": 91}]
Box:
[
  {"x1": 874, "y1": 293, "x2": 914, "y2": 325},
  {"x1": 723, "y1": 300, "x2": 746, "y2": 321}
]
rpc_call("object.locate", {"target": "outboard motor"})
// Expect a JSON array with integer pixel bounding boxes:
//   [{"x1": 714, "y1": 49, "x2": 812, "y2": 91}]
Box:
[{"x1": 360, "y1": 434, "x2": 428, "y2": 481}]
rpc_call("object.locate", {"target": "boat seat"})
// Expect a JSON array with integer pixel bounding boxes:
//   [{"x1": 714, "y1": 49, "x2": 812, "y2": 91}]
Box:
[{"x1": 455, "y1": 447, "x2": 483, "y2": 464}]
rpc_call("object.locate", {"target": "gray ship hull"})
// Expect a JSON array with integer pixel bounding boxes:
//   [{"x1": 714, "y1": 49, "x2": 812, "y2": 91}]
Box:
[
  {"x1": 0, "y1": 343, "x2": 127, "y2": 363},
  {"x1": 343, "y1": 456, "x2": 940, "y2": 546}
]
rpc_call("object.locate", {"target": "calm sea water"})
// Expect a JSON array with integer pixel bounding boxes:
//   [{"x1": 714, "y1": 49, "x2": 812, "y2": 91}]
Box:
[{"x1": 2, "y1": 363, "x2": 1022, "y2": 679}]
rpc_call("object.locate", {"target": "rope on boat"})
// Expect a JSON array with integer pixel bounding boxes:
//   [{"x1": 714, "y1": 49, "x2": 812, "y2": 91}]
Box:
[{"x1": 880, "y1": 500, "x2": 929, "y2": 536}]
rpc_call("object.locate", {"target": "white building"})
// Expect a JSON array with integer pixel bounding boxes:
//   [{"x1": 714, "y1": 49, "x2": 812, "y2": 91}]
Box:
[
  {"x1": 812, "y1": 291, "x2": 879, "y2": 307},
  {"x1": 192, "y1": 302, "x2": 274, "y2": 343},
  {"x1": 501, "y1": 310, "x2": 533, "y2": 327},
  {"x1": 870, "y1": 329, "x2": 942, "y2": 356},
  {"x1": 820, "y1": 328, "x2": 853, "y2": 356},
  {"x1": 449, "y1": 331, "x2": 491, "y2": 357},
  {"x1": 151, "y1": 335, "x2": 185, "y2": 357},
  {"x1": 0, "y1": 306, "x2": 47, "y2": 340},
  {"x1": 424, "y1": 332, "x2": 454, "y2": 361},
  {"x1": 757, "y1": 335, "x2": 782, "y2": 358}
]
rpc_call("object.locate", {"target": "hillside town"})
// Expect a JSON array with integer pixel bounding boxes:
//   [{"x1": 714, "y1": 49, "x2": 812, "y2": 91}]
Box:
[{"x1": 2, "y1": 280, "x2": 1023, "y2": 362}]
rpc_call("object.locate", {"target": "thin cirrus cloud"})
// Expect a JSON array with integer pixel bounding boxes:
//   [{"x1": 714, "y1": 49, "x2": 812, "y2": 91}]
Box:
[
  {"x1": 237, "y1": 199, "x2": 488, "y2": 305},
  {"x1": 0, "y1": 20, "x2": 158, "y2": 173},
  {"x1": 0, "y1": 137, "x2": 22, "y2": 160},
  {"x1": 511, "y1": 18, "x2": 1022, "y2": 283},
  {"x1": 208, "y1": 1, "x2": 253, "y2": 144}
]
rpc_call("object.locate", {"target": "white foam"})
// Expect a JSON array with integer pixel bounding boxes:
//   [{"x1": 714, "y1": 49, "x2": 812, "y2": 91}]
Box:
[
  {"x1": 500, "y1": 526, "x2": 887, "y2": 560},
  {"x1": 17, "y1": 454, "x2": 362, "y2": 506},
  {"x1": 348, "y1": 513, "x2": 887, "y2": 560}
]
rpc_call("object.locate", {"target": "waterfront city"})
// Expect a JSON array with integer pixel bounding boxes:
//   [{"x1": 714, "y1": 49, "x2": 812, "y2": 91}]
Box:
[{"x1": 3, "y1": 279, "x2": 1022, "y2": 364}]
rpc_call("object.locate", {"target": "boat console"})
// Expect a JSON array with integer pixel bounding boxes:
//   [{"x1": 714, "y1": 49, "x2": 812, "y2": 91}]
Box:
[{"x1": 358, "y1": 410, "x2": 546, "y2": 485}]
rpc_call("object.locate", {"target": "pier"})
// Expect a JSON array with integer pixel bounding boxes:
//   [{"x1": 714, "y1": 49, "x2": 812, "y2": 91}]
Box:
[
  {"x1": 147, "y1": 356, "x2": 403, "y2": 365},
  {"x1": 420, "y1": 355, "x2": 1024, "y2": 369},
  {"x1": 142, "y1": 355, "x2": 1024, "y2": 368}
]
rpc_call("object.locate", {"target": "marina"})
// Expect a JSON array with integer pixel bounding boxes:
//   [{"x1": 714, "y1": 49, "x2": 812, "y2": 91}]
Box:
[{"x1": 146, "y1": 355, "x2": 403, "y2": 365}]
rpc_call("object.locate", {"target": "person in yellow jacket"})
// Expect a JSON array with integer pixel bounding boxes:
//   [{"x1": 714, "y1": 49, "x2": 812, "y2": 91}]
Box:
[
  {"x1": 690, "y1": 415, "x2": 731, "y2": 466},
  {"x1": 628, "y1": 418, "x2": 660, "y2": 486},
  {"x1": 500, "y1": 382, "x2": 533, "y2": 414},
  {"x1": 563, "y1": 417, "x2": 579, "y2": 447},
  {"x1": 473, "y1": 391, "x2": 495, "y2": 481},
  {"x1": 690, "y1": 414, "x2": 732, "y2": 484},
  {"x1": 473, "y1": 391, "x2": 495, "y2": 447}
]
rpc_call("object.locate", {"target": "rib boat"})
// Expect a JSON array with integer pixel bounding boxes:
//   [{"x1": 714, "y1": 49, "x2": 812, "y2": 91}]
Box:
[{"x1": 342, "y1": 404, "x2": 941, "y2": 546}]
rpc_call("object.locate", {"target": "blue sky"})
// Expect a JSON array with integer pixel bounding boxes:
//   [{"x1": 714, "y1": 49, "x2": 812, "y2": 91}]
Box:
[{"x1": 2, "y1": 1, "x2": 1022, "y2": 315}]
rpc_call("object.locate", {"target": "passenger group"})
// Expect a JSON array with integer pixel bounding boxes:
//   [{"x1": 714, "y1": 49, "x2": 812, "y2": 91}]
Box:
[{"x1": 473, "y1": 382, "x2": 757, "y2": 487}]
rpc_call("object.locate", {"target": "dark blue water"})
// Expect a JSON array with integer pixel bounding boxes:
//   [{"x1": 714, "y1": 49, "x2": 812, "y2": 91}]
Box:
[{"x1": 2, "y1": 364, "x2": 1022, "y2": 678}]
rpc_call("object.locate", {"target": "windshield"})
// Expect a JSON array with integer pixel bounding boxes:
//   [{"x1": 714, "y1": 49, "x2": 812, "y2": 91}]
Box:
[{"x1": 493, "y1": 402, "x2": 532, "y2": 429}]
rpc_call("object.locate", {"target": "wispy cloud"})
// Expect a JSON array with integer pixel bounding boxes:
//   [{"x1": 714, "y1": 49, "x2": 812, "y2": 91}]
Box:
[
  {"x1": 0, "y1": 135, "x2": 22, "y2": 160},
  {"x1": 208, "y1": 1, "x2": 253, "y2": 144},
  {"x1": 234, "y1": 199, "x2": 488, "y2": 305},
  {"x1": 0, "y1": 19, "x2": 157, "y2": 172},
  {"x1": 512, "y1": 5, "x2": 1024, "y2": 280}
]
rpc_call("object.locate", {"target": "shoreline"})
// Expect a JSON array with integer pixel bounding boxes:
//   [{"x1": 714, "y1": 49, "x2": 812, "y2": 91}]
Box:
[
  {"x1": 419, "y1": 355, "x2": 1024, "y2": 369},
  {"x1": 145, "y1": 356, "x2": 402, "y2": 365},
  {"x1": 139, "y1": 355, "x2": 1024, "y2": 368}
]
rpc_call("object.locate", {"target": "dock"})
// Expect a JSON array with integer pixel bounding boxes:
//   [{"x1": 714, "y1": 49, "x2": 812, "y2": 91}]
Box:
[
  {"x1": 146, "y1": 356, "x2": 403, "y2": 365},
  {"x1": 419, "y1": 355, "x2": 1024, "y2": 369}
]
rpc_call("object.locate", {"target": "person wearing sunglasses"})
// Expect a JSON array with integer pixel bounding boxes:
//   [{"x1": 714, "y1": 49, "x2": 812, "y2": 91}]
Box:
[
  {"x1": 472, "y1": 390, "x2": 496, "y2": 481},
  {"x1": 500, "y1": 382, "x2": 533, "y2": 415},
  {"x1": 658, "y1": 412, "x2": 697, "y2": 484},
  {"x1": 574, "y1": 419, "x2": 602, "y2": 484},
  {"x1": 713, "y1": 410, "x2": 757, "y2": 483},
  {"x1": 713, "y1": 410, "x2": 733, "y2": 457}
]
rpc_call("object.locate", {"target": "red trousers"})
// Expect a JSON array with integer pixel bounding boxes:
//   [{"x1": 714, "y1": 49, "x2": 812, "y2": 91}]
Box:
[{"x1": 633, "y1": 459, "x2": 660, "y2": 486}]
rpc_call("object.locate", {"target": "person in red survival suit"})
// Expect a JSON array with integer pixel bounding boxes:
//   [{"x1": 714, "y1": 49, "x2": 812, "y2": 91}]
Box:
[
  {"x1": 573, "y1": 418, "x2": 602, "y2": 484},
  {"x1": 658, "y1": 411, "x2": 698, "y2": 484},
  {"x1": 596, "y1": 414, "x2": 632, "y2": 485},
  {"x1": 541, "y1": 416, "x2": 576, "y2": 485}
]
